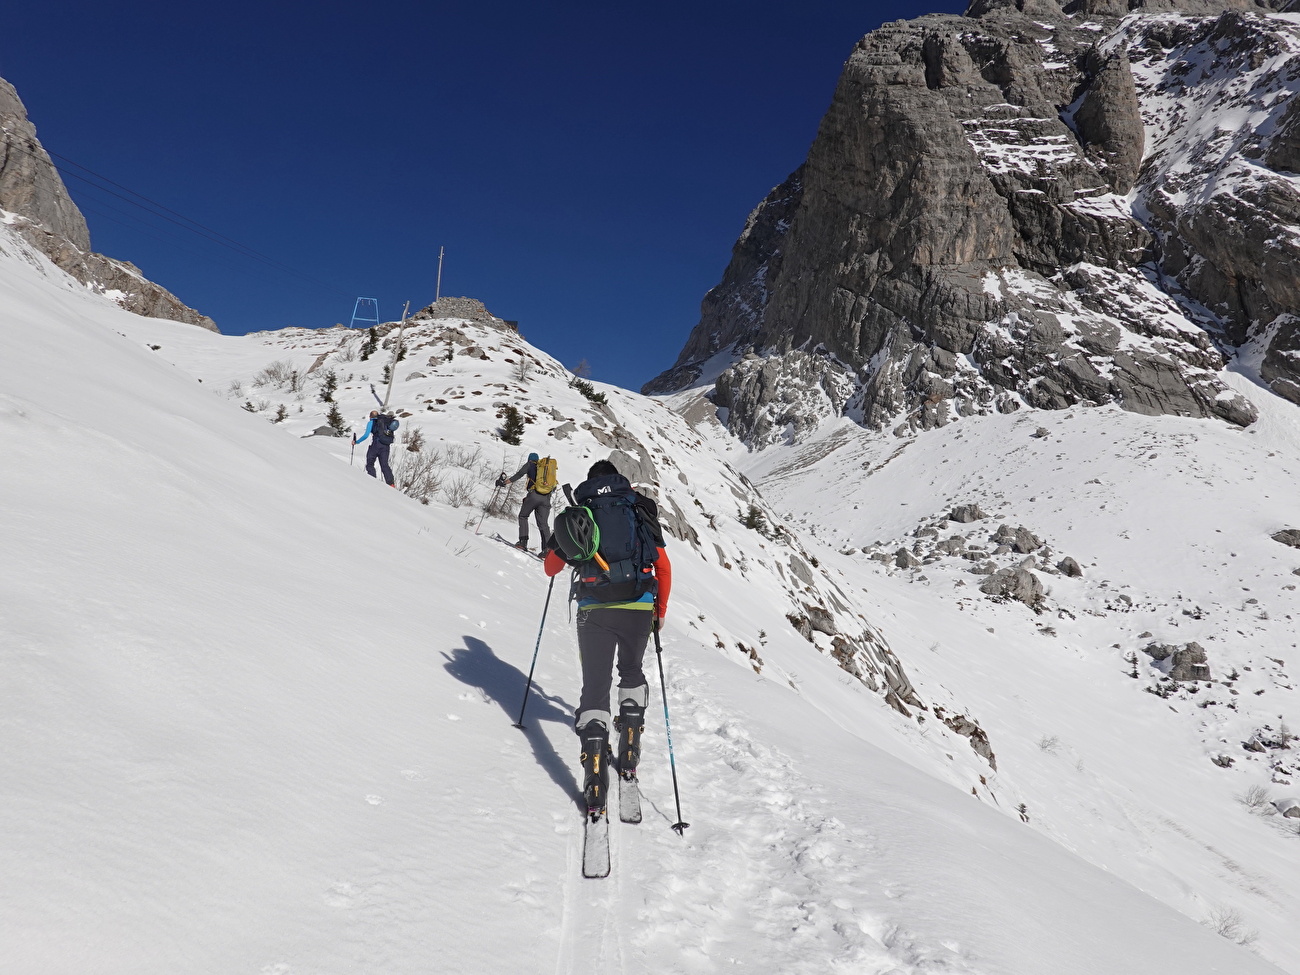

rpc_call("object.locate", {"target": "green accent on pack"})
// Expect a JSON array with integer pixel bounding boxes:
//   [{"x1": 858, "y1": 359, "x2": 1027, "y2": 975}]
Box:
[{"x1": 579, "y1": 600, "x2": 654, "y2": 613}]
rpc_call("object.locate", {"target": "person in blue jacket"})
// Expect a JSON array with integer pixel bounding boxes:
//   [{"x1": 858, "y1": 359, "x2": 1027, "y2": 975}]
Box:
[{"x1": 353, "y1": 409, "x2": 396, "y2": 487}]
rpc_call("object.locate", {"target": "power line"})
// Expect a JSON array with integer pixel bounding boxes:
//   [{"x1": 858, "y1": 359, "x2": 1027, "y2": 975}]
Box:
[{"x1": 3, "y1": 138, "x2": 353, "y2": 301}]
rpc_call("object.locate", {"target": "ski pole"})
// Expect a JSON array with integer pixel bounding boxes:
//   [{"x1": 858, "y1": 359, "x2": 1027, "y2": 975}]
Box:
[
  {"x1": 513, "y1": 574, "x2": 556, "y2": 729},
  {"x1": 349, "y1": 434, "x2": 356, "y2": 467},
  {"x1": 475, "y1": 479, "x2": 503, "y2": 535},
  {"x1": 653, "y1": 613, "x2": 689, "y2": 835}
]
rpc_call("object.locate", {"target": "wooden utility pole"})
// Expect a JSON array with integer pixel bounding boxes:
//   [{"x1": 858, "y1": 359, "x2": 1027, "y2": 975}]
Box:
[{"x1": 382, "y1": 300, "x2": 411, "y2": 410}]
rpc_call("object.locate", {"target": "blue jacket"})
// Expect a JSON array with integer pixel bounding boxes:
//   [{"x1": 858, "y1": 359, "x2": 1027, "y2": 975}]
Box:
[{"x1": 354, "y1": 418, "x2": 376, "y2": 444}]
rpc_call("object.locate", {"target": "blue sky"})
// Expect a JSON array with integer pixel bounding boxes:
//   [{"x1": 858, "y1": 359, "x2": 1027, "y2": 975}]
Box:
[{"x1": 3, "y1": 0, "x2": 963, "y2": 390}]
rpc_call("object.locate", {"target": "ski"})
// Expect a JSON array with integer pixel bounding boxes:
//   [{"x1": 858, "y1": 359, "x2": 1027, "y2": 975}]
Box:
[
  {"x1": 491, "y1": 533, "x2": 543, "y2": 561},
  {"x1": 581, "y1": 809, "x2": 610, "y2": 878},
  {"x1": 617, "y1": 771, "x2": 642, "y2": 825}
]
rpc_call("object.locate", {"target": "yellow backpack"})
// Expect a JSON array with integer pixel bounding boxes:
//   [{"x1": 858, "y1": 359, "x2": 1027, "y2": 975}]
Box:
[{"x1": 534, "y1": 457, "x2": 558, "y2": 495}]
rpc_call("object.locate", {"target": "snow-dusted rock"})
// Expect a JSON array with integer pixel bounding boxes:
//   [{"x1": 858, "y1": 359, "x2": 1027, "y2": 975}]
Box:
[
  {"x1": 979, "y1": 563, "x2": 1046, "y2": 611},
  {"x1": 0, "y1": 75, "x2": 217, "y2": 332},
  {"x1": 647, "y1": 1, "x2": 1282, "y2": 444},
  {"x1": 949, "y1": 503, "x2": 988, "y2": 523}
]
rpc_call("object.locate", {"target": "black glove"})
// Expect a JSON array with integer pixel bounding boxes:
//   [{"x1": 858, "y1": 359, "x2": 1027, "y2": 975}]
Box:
[{"x1": 495, "y1": 473, "x2": 508, "y2": 487}]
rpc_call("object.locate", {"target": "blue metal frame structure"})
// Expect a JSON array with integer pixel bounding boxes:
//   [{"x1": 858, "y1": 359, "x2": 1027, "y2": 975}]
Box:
[{"x1": 350, "y1": 297, "x2": 380, "y2": 329}]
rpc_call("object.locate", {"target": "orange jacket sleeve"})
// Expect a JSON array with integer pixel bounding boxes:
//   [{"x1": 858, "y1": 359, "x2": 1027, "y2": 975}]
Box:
[{"x1": 653, "y1": 546, "x2": 671, "y2": 617}]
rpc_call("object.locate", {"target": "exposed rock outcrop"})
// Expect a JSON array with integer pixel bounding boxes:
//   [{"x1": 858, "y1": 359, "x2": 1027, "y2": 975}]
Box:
[
  {"x1": 0, "y1": 76, "x2": 216, "y2": 332},
  {"x1": 415, "y1": 296, "x2": 503, "y2": 325},
  {"x1": 646, "y1": 0, "x2": 1292, "y2": 445},
  {"x1": 1141, "y1": 640, "x2": 1212, "y2": 681}
]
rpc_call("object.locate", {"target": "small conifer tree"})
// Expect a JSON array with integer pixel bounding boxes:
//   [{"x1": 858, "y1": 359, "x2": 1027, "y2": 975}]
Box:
[
  {"x1": 501, "y1": 406, "x2": 525, "y2": 445},
  {"x1": 318, "y1": 369, "x2": 339, "y2": 403},
  {"x1": 326, "y1": 404, "x2": 347, "y2": 436},
  {"x1": 360, "y1": 328, "x2": 378, "y2": 361}
]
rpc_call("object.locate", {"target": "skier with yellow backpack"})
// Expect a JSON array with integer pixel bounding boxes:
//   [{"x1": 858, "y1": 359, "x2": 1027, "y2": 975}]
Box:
[{"x1": 497, "y1": 452, "x2": 558, "y2": 555}]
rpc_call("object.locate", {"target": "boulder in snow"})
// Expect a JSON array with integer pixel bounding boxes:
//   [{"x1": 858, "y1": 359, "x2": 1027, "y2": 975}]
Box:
[
  {"x1": 979, "y1": 565, "x2": 1045, "y2": 611},
  {"x1": 1057, "y1": 557, "x2": 1084, "y2": 577},
  {"x1": 1272, "y1": 529, "x2": 1300, "y2": 549}
]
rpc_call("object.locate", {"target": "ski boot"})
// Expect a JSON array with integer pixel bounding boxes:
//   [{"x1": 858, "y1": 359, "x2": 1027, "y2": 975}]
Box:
[
  {"x1": 613, "y1": 684, "x2": 648, "y2": 780},
  {"x1": 578, "y1": 716, "x2": 611, "y2": 818},
  {"x1": 515, "y1": 537, "x2": 529, "y2": 551}
]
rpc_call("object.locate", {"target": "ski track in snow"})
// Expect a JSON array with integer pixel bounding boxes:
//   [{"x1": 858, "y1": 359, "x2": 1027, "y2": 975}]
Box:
[{"x1": 585, "y1": 665, "x2": 981, "y2": 975}]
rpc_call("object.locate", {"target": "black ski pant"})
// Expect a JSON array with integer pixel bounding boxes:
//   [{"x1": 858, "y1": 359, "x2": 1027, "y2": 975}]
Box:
[
  {"x1": 517, "y1": 491, "x2": 551, "y2": 544},
  {"x1": 366, "y1": 440, "x2": 394, "y2": 485},
  {"x1": 574, "y1": 607, "x2": 652, "y2": 732}
]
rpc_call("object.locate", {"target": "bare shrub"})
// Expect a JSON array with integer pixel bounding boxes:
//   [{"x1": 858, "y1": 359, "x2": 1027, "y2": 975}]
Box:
[
  {"x1": 253, "y1": 360, "x2": 297, "y2": 389},
  {"x1": 393, "y1": 441, "x2": 444, "y2": 504},
  {"x1": 1238, "y1": 784, "x2": 1272, "y2": 811},
  {"x1": 442, "y1": 475, "x2": 477, "y2": 508},
  {"x1": 227, "y1": 379, "x2": 244, "y2": 398},
  {"x1": 335, "y1": 338, "x2": 359, "y2": 363},
  {"x1": 484, "y1": 479, "x2": 521, "y2": 518},
  {"x1": 401, "y1": 426, "x2": 426, "y2": 454},
  {"x1": 511, "y1": 358, "x2": 535, "y2": 383},
  {"x1": 1037, "y1": 735, "x2": 1061, "y2": 754},
  {"x1": 445, "y1": 444, "x2": 483, "y2": 470},
  {"x1": 1205, "y1": 906, "x2": 1259, "y2": 946}
]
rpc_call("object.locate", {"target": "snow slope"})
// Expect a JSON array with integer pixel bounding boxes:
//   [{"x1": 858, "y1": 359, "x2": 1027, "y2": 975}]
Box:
[
  {"x1": 738, "y1": 390, "x2": 1300, "y2": 969},
  {"x1": 0, "y1": 223, "x2": 1289, "y2": 974}
]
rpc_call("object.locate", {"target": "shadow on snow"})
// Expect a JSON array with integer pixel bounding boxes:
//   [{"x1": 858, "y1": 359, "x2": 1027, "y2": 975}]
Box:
[{"x1": 443, "y1": 635, "x2": 581, "y2": 808}]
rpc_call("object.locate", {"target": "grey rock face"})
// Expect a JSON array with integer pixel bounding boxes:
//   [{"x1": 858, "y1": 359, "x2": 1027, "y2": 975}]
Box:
[
  {"x1": 643, "y1": 174, "x2": 803, "y2": 395},
  {"x1": 949, "y1": 504, "x2": 988, "y2": 523},
  {"x1": 0, "y1": 75, "x2": 217, "y2": 332},
  {"x1": 646, "y1": 0, "x2": 1273, "y2": 446},
  {"x1": 1127, "y1": 11, "x2": 1300, "y2": 405},
  {"x1": 1072, "y1": 47, "x2": 1145, "y2": 193},
  {"x1": 416, "y1": 296, "x2": 499, "y2": 324},
  {"x1": 0, "y1": 78, "x2": 89, "y2": 250}
]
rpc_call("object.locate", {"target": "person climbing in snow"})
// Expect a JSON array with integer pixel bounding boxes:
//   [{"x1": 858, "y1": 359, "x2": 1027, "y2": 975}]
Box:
[
  {"x1": 543, "y1": 459, "x2": 672, "y2": 815},
  {"x1": 496, "y1": 452, "x2": 555, "y2": 553},
  {"x1": 353, "y1": 409, "x2": 397, "y2": 488}
]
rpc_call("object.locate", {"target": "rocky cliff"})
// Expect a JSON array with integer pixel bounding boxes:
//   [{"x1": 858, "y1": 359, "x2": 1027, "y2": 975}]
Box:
[
  {"x1": 0, "y1": 76, "x2": 217, "y2": 332},
  {"x1": 647, "y1": 0, "x2": 1300, "y2": 446}
]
